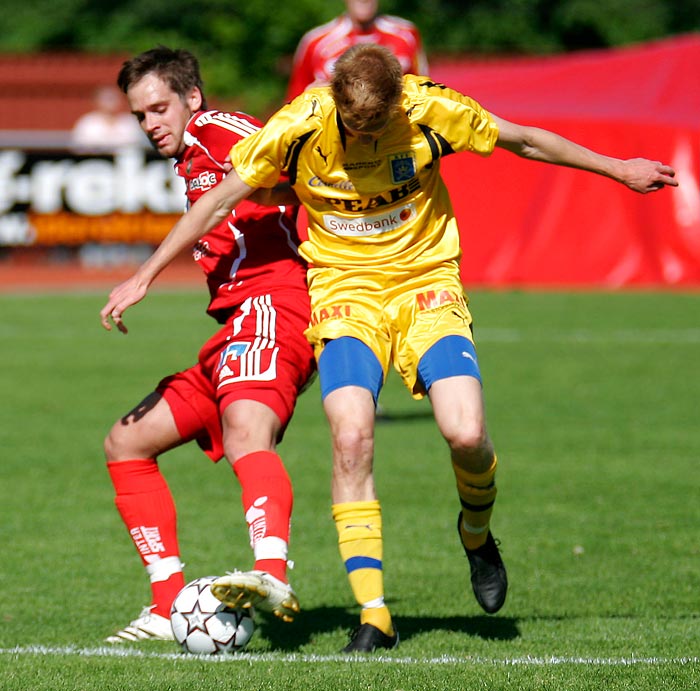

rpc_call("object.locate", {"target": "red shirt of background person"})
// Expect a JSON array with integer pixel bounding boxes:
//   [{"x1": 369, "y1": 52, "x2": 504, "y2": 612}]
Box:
[{"x1": 286, "y1": 0, "x2": 428, "y2": 101}]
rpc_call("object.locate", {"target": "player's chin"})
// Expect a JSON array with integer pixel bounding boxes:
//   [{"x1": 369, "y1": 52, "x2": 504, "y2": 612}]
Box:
[
  {"x1": 152, "y1": 137, "x2": 174, "y2": 157},
  {"x1": 156, "y1": 143, "x2": 175, "y2": 157}
]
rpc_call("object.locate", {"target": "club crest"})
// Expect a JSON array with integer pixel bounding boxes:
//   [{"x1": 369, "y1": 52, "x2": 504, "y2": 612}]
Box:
[{"x1": 389, "y1": 152, "x2": 416, "y2": 184}]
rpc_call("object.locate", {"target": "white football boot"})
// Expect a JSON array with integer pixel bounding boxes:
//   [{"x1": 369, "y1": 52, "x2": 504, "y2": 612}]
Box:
[
  {"x1": 105, "y1": 606, "x2": 174, "y2": 643},
  {"x1": 210, "y1": 570, "x2": 300, "y2": 623}
]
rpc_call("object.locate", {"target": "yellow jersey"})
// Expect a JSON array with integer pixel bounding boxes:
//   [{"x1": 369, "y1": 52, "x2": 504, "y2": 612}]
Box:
[{"x1": 229, "y1": 74, "x2": 499, "y2": 274}]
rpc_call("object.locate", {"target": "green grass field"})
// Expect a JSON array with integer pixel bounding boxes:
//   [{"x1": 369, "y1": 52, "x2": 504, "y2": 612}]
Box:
[{"x1": 1, "y1": 288, "x2": 698, "y2": 690}]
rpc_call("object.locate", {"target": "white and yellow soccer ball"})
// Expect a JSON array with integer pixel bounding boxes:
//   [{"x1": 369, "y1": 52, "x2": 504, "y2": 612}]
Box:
[{"x1": 170, "y1": 576, "x2": 255, "y2": 654}]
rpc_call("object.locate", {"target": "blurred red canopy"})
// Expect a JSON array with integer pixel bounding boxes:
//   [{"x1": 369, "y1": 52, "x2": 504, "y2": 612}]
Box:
[
  {"x1": 432, "y1": 33, "x2": 700, "y2": 287},
  {"x1": 0, "y1": 53, "x2": 130, "y2": 131}
]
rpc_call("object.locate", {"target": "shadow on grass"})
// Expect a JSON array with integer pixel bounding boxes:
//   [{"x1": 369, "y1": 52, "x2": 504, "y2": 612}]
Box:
[
  {"x1": 256, "y1": 605, "x2": 520, "y2": 652},
  {"x1": 374, "y1": 406, "x2": 435, "y2": 424}
]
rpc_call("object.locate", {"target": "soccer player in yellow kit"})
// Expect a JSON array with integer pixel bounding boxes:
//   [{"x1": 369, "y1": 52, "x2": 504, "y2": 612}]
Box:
[{"x1": 101, "y1": 44, "x2": 678, "y2": 653}]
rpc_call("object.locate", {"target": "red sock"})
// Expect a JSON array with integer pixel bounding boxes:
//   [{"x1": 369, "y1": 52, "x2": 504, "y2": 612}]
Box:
[
  {"x1": 107, "y1": 459, "x2": 185, "y2": 617},
  {"x1": 233, "y1": 451, "x2": 292, "y2": 583}
]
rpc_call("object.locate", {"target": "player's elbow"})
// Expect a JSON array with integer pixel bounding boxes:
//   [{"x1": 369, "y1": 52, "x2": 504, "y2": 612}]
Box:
[{"x1": 212, "y1": 197, "x2": 235, "y2": 224}]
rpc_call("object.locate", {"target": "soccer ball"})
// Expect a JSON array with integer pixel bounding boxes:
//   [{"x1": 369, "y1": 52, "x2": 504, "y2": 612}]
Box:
[{"x1": 170, "y1": 576, "x2": 255, "y2": 654}]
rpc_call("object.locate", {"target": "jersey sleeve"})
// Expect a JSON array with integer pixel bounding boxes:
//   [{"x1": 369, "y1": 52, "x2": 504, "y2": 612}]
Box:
[
  {"x1": 229, "y1": 96, "x2": 317, "y2": 189},
  {"x1": 405, "y1": 76, "x2": 499, "y2": 156},
  {"x1": 188, "y1": 111, "x2": 263, "y2": 167}
]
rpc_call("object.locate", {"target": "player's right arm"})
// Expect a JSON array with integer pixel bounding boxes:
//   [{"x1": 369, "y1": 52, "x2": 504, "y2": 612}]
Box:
[
  {"x1": 100, "y1": 169, "x2": 255, "y2": 333},
  {"x1": 492, "y1": 115, "x2": 677, "y2": 193}
]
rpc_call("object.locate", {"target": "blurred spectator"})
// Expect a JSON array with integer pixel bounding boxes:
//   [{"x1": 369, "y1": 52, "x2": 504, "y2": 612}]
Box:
[
  {"x1": 71, "y1": 85, "x2": 146, "y2": 151},
  {"x1": 286, "y1": 0, "x2": 428, "y2": 101}
]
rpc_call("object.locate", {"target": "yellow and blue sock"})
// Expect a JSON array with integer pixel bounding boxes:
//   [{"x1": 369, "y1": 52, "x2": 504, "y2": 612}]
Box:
[{"x1": 332, "y1": 500, "x2": 394, "y2": 636}]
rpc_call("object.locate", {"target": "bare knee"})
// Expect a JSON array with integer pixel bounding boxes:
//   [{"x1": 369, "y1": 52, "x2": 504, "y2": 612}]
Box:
[
  {"x1": 104, "y1": 420, "x2": 137, "y2": 462},
  {"x1": 333, "y1": 424, "x2": 374, "y2": 462},
  {"x1": 104, "y1": 392, "x2": 180, "y2": 462},
  {"x1": 444, "y1": 417, "x2": 488, "y2": 454},
  {"x1": 104, "y1": 423, "x2": 122, "y2": 462},
  {"x1": 103, "y1": 414, "x2": 164, "y2": 462},
  {"x1": 430, "y1": 376, "x2": 493, "y2": 465},
  {"x1": 442, "y1": 418, "x2": 495, "y2": 475},
  {"x1": 222, "y1": 400, "x2": 280, "y2": 463},
  {"x1": 330, "y1": 423, "x2": 376, "y2": 502}
]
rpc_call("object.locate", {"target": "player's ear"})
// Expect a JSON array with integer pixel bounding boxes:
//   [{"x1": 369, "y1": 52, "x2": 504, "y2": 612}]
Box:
[{"x1": 188, "y1": 87, "x2": 203, "y2": 112}]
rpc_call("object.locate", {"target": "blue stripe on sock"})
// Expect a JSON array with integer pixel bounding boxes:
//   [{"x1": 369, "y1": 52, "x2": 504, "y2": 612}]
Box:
[{"x1": 345, "y1": 556, "x2": 382, "y2": 573}]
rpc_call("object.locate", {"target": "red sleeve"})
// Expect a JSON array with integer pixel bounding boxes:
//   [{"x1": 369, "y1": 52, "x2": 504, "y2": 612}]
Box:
[{"x1": 188, "y1": 111, "x2": 264, "y2": 165}]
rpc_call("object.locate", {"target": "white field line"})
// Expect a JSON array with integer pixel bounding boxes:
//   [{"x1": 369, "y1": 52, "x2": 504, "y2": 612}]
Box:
[{"x1": 1, "y1": 645, "x2": 698, "y2": 666}]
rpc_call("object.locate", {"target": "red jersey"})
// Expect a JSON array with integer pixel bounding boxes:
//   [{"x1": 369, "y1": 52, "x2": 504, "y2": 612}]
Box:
[
  {"x1": 175, "y1": 110, "x2": 307, "y2": 322},
  {"x1": 286, "y1": 13, "x2": 428, "y2": 101}
]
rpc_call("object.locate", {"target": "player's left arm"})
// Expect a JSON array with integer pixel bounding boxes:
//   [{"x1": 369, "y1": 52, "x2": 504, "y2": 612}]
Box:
[
  {"x1": 491, "y1": 115, "x2": 678, "y2": 193},
  {"x1": 100, "y1": 169, "x2": 254, "y2": 333}
]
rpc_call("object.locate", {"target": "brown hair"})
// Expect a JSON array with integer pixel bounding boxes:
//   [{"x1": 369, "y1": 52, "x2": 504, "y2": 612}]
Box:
[
  {"x1": 331, "y1": 44, "x2": 403, "y2": 132},
  {"x1": 117, "y1": 46, "x2": 207, "y2": 109}
]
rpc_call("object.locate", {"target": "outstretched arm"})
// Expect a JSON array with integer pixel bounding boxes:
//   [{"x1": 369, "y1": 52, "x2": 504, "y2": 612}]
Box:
[
  {"x1": 100, "y1": 168, "x2": 255, "y2": 333},
  {"x1": 492, "y1": 115, "x2": 678, "y2": 193}
]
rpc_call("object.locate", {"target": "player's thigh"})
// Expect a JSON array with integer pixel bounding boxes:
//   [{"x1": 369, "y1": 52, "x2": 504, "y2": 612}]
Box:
[
  {"x1": 211, "y1": 296, "x2": 315, "y2": 456},
  {"x1": 105, "y1": 391, "x2": 183, "y2": 461}
]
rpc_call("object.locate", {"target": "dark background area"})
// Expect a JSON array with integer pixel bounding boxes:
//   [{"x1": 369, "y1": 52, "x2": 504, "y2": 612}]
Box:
[{"x1": 1, "y1": 0, "x2": 698, "y2": 114}]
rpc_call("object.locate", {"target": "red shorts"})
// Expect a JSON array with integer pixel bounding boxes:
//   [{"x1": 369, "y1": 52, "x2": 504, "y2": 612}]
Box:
[{"x1": 157, "y1": 290, "x2": 315, "y2": 462}]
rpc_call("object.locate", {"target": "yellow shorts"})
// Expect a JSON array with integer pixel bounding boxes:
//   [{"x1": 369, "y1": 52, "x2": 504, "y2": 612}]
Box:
[{"x1": 305, "y1": 261, "x2": 475, "y2": 398}]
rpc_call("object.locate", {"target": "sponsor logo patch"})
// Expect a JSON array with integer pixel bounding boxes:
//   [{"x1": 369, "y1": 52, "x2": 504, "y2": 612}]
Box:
[
  {"x1": 310, "y1": 304, "x2": 351, "y2": 325},
  {"x1": 189, "y1": 171, "x2": 218, "y2": 192},
  {"x1": 416, "y1": 290, "x2": 467, "y2": 311},
  {"x1": 323, "y1": 204, "x2": 416, "y2": 237}
]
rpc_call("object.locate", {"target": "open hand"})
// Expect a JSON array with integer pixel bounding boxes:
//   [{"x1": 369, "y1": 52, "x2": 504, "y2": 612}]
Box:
[{"x1": 99, "y1": 274, "x2": 150, "y2": 333}]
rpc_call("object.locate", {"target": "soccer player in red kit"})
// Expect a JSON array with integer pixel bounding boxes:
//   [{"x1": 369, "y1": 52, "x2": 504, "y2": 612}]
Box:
[
  {"x1": 286, "y1": 0, "x2": 428, "y2": 101},
  {"x1": 102, "y1": 46, "x2": 315, "y2": 643}
]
